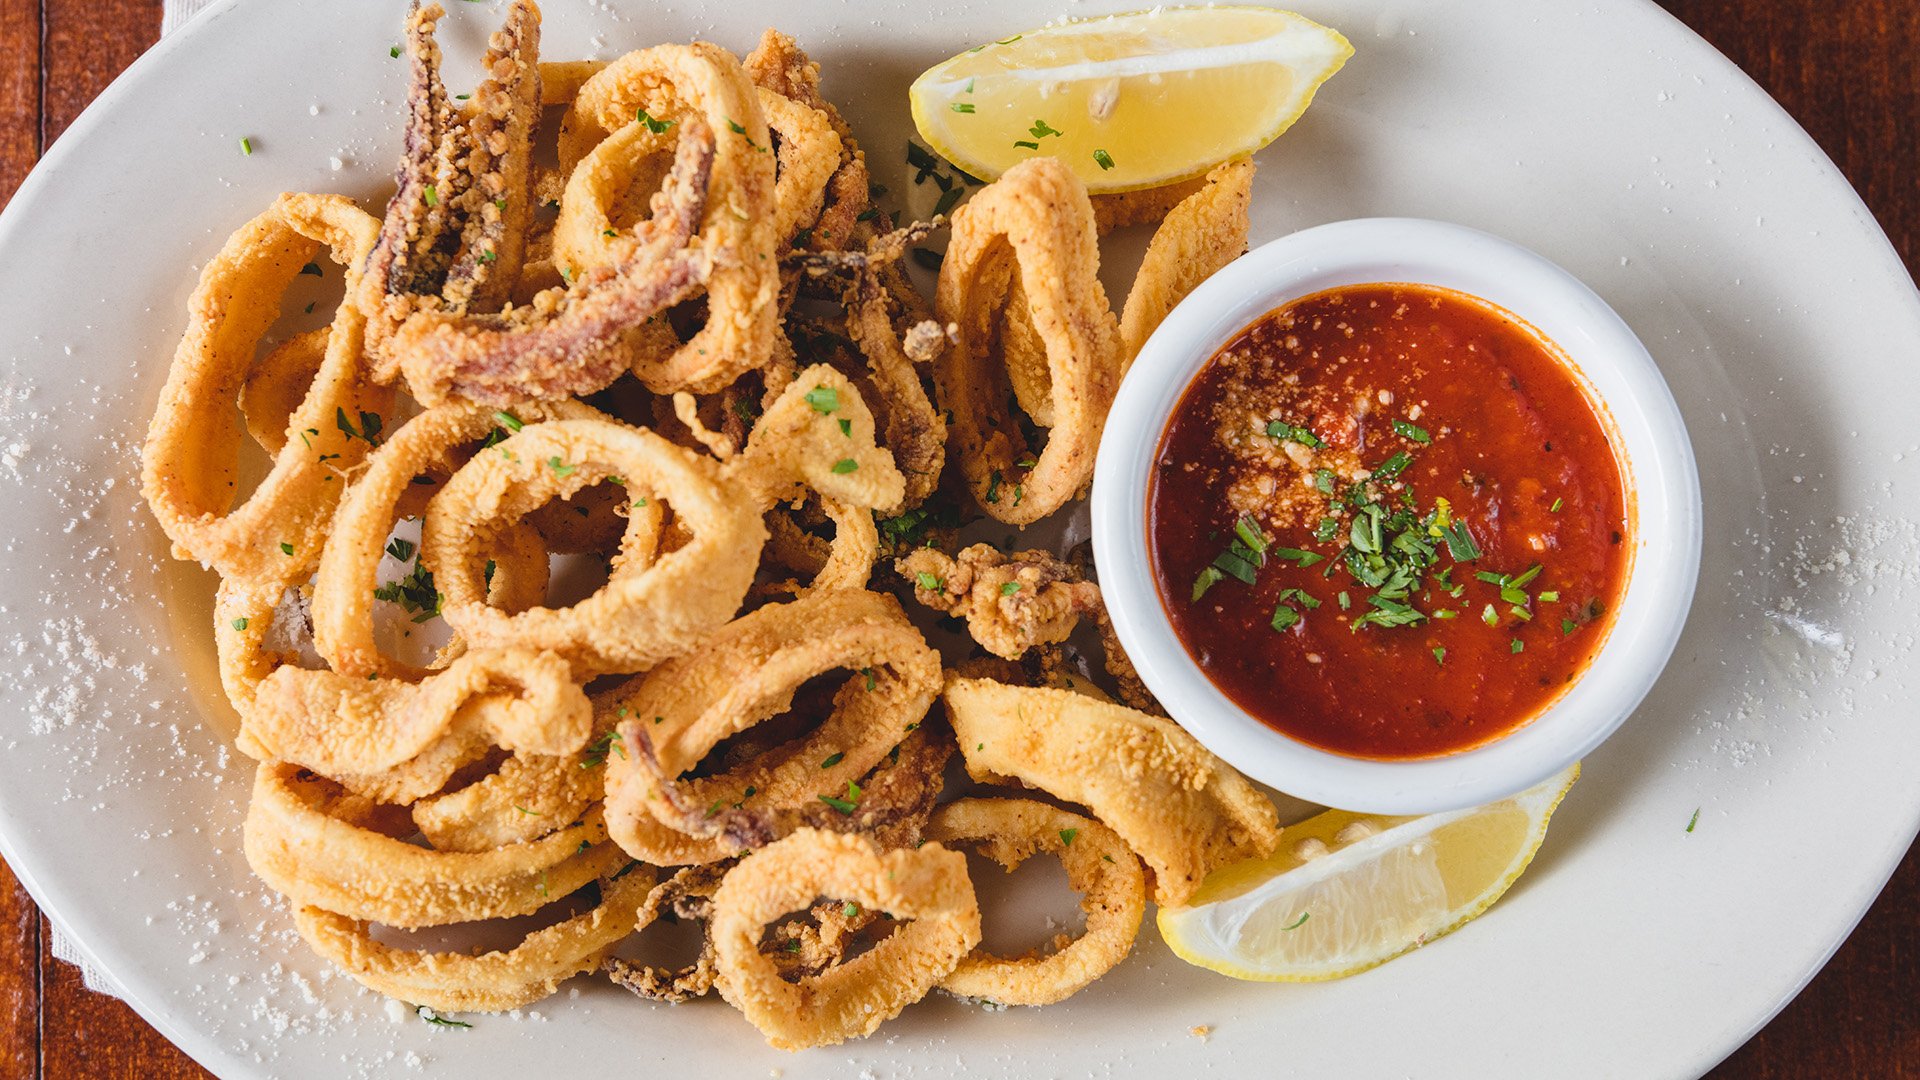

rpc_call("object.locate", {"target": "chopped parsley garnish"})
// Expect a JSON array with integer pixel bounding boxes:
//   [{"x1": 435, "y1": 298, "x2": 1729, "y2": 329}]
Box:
[
  {"x1": 1265, "y1": 419, "x2": 1324, "y2": 449},
  {"x1": 1550, "y1": 497, "x2": 1564, "y2": 512},
  {"x1": 820, "y1": 752, "x2": 844, "y2": 769},
  {"x1": 493, "y1": 410, "x2": 524, "y2": 432},
  {"x1": 336, "y1": 408, "x2": 383, "y2": 445},
  {"x1": 818, "y1": 780, "x2": 862, "y2": 815},
  {"x1": 950, "y1": 102, "x2": 976, "y2": 114},
  {"x1": 1092, "y1": 149, "x2": 1115, "y2": 171},
  {"x1": 230, "y1": 618, "x2": 248, "y2": 631},
  {"x1": 1392, "y1": 419, "x2": 1431, "y2": 443},
  {"x1": 726, "y1": 118, "x2": 746, "y2": 134},
  {"x1": 1686, "y1": 808, "x2": 1700, "y2": 833},
  {"x1": 386, "y1": 538, "x2": 417, "y2": 562},
  {"x1": 422, "y1": 183, "x2": 438, "y2": 206},
  {"x1": 1191, "y1": 565, "x2": 1225, "y2": 601},
  {"x1": 580, "y1": 731, "x2": 625, "y2": 769},
  {"x1": 389, "y1": 44, "x2": 402, "y2": 58},
  {"x1": 1313, "y1": 469, "x2": 1336, "y2": 494},
  {"x1": 1433, "y1": 647, "x2": 1446, "y2": 664},
  {"x1": 1271, "y1": 547, "x2": 1325, "y2": 568},
  {"x1": 1373, "y1": 450, "x2": 1413, "y2": 480},
  {"x1": 916, "y1": 571, "x2": 944, "y2": 592},
  {"x1": 634, "y1": 107, "x2": 675, "y2": 135},
  {"x1": 417, "y1": 1006, "x2": 471, "y2": 1029},
  {"x1": 239, "y1": 137, "x2": 253, "y2": 156},
  {"x1": 1510, "y1": 638, "x2": 1525, "y2": 654},
  {"x1": 1028, "y1": 119, "x2": 1062, "y2": 139},
  {"x1": 999, "y1": 581, "x2": 1021, "y2": 596},
  {"x1": 1280, "y1": 912, "x2": 1310, "y2": 931},
  {"x1": 279, "y1": 542, "x2": 294, "y2": 555},
  {"x1": 932, "y1": 185, "x2": 964, "y2": 217},
  {"x1": 804, "y1": 385, "x2": 839, "y2": 413},
  {"x1": 1058, "y1": 828, "x2": 1079, "y2": 846},
  {"x1": 831, "y1": 458, "x2": 859, "y2": 475},
  {"x1": 842, "y1": 901, "x2": 861, "y2": 918},
  {"x1": 1013, "y1": 139, "x2": 1040, "y2": 150},
  {"x1": 547, "y1": 457, "x2": 576, "y2": 477}
]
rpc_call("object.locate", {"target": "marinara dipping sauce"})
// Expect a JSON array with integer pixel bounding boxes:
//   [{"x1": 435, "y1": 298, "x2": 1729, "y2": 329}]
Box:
[{"x1": 1148, "y1": 283, "x2": 1630, "y2": 759}]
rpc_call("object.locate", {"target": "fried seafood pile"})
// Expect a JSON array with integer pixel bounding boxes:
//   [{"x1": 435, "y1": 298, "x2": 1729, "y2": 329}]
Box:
[{"x1": 138, "y1": 0, "x2": 1276, "y2": 1050}]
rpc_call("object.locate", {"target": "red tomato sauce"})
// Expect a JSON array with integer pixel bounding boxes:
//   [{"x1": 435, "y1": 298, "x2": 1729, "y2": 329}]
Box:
[{"x1": 1148, "y1": 283, "x2": 1630, "y2": 759}]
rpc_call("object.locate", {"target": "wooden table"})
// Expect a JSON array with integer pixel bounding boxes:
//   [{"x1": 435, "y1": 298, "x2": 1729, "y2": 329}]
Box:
[{"x1": 0, "y1": 1, "x2": 1914, "y2": 1076}]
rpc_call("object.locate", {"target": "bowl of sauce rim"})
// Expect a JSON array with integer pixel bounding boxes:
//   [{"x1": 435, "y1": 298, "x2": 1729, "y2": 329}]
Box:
[{"x1": 1091, "y1": 217, "x2": 1702, "y2": 814}]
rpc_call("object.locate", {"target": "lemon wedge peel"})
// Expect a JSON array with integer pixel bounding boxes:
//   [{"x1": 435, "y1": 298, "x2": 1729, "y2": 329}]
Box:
[
  {"x1": 909, "y1": 6, "x2": 1353, "y2": 194},
  {"x1": 1157, "y1": 763, "x2": 1579, "y2": 983}
]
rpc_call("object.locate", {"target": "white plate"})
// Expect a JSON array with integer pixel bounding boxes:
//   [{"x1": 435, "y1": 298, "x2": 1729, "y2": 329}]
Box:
[{"x1": 0, "y1": 1, "x2": 1914, "y2": 1077}]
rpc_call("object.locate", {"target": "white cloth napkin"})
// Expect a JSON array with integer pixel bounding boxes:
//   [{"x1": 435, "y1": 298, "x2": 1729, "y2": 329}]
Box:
[{"x1": 47, "y1": 0, "x2": 211, "y2": 1001}]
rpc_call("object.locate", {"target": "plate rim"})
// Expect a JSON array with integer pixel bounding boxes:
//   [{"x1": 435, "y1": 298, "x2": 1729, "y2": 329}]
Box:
[{"x1": 0, "y1": 0, "x2": 1912, "y2": 1077}]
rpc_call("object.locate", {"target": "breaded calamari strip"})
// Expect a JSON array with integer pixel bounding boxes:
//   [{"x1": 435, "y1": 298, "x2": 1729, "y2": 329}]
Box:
[
  {"x1": 942, "y1": 676, "x2": 1281, "y2": 906},
  {"x1": 1117, "y1": 159, "x2": 1254, "y2": 364}
]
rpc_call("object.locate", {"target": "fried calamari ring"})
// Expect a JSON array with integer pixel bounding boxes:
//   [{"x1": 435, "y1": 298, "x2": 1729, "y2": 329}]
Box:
[
  {"x1": 243, "y1": 763, "x2": 629, "y2": 928},
  {"x1": 1088, "y1": 174, "x2": 1208, "y2": 236},
  {"x1": 312, "y1": 399, "x2": 612, "y2": 681},
  {"x1": 601, "y1": 588, "x2": 940, "y2": 866},
  {"x1": 711, "y1": 828, "x2": 980, "y2": 1050},
  {"x1": 555, "y1": 42, "x2": 779, "y2": 393},
  {"x1": 757, "y1": 87, "x2": 842, "y2": 250},
  {"x1": 294, "y1": 865, "x2": 653, "y2": 1013},
  {"x1": 943, "y1": 676, "x2": 1281, "y2": 906},
  {"x1": 935, "y1": 158, "x2": 1122, "y2": 524},
  {"x1": 238, "y1": 328, "x2": 328, "y2": 455},
  {"x1": 927, "y1": 798, "x2": 1145, "y2": 1006},
  {"x1": 410, "y1": 749, "x2": 602, "y2": 853},
  {"x1": 423, "y1": 417, "x2": 765, "y2": 677},
  {"x1": 1117, "y1": 159, "x2": 1254, "y2": 365},
  {"x1": 760, "y1": 494, "x2": 879, "y2": 596},
  {"x1": 141, "y1": 192, "x2": 387, "y2": 588}
]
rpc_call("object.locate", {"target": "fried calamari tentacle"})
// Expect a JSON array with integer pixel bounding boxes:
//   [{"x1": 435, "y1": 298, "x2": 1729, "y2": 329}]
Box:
[
  {"x1": 312, "y1": 399, "x2": 609, "y2": 681},
  {"x1": 243, "y1": 764, "x2": 629, "y2": 928},
  {"x1": 935, "y1": 158, "x2": 1122, "y2": 524},
  {"x1": 1117, "y1": 159, "x2": 1254, "y2": 365},
  {"x1": 942, "y1": 676, "x2": 1281, "y2": 907},
  {"x1": 900, "y1": 544, "x2": 1102, "y2": 659},
  {"x1": 928, "y1": 798, "x2": 1146, "y2": 1006},
  {"x1": 362, "y1": 1, "x2": 542, "y2": 378},
  {"x1": 630, "y1": 718, "x2": 952, "y2": 855},
  {"x1": 899, "y1": 543, "x2": 1157, "y2": 711},
  {"x1": 604, "y1": 864, "x2": 728, "y2": 1002},
  {"x1": 141, "y1": 192, "x2": 387, "y2": 590},
  {"x1": 423, "y1": 417, "x2": 766, "y2": 677},
  {"x1": 601, "y1": 588, "x2": 941, "y2": 866},
  {"x1": 557, "y1": 42, "x2": 780, "y2": 393},
  {"x1": 710, "y1": 829, "x2": 980, "y2": 1050},
  {"x1": 295, "y1": 865, "x2": 653, "y2": 1013},
  {"x1": 394, "y1": 124, "x2": 719, "y2": 406}
]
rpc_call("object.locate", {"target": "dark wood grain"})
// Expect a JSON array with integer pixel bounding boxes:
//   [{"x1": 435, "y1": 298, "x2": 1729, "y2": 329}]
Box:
[{"x1": 0, "y1": 1, "x2": 1914, "y2": 1077}]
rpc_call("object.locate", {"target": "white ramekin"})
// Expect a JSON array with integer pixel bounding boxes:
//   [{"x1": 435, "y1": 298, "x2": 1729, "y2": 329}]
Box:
[{"x1": 1091, "y1": 217, "x2": 1702, "y2": 814}]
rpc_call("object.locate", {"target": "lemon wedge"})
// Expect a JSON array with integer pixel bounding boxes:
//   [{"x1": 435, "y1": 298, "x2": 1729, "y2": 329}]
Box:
[
  {"x1": 908, "y1": 6, "x2": 1353, "y2": 193},
  {"x1": 1157, "y1": 763, "x2": 1579, "y2": 982}
]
